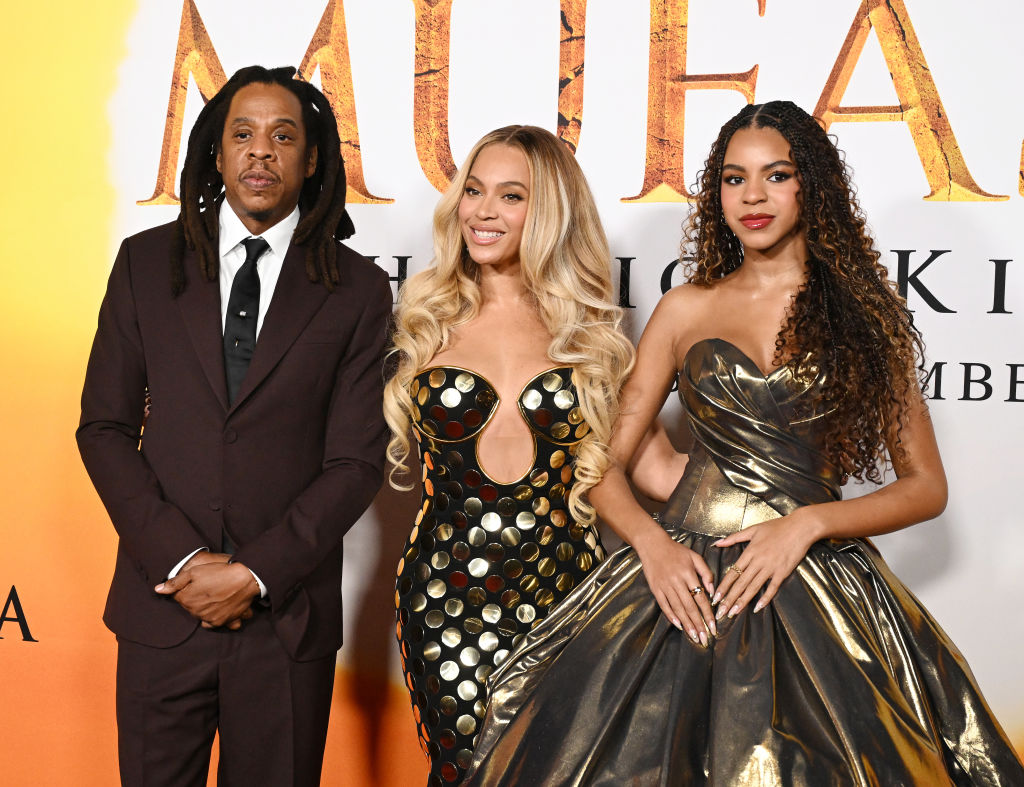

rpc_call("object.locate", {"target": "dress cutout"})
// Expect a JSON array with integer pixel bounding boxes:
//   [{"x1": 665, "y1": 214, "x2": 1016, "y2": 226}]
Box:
[
  {"x1": 464, "y1": 339, "x2": 1024, "y2": 787},
  {"x1": 395, "y1": 365, "x2": 606, "y2": 786}
]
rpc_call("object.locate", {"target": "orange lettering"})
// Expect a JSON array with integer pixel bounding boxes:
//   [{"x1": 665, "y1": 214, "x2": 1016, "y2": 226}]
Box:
[
  {"x1": 1019, "y1": 140, "x2": 1024, "y2": 198},
  {"x1": 412, "y1": 0, "x2": 457, "y2": 193},
  {"x1": 413, "y1": 0, "x2": 591, "y2": 192},
  {"x1": 300, "y1": 0, "x2": 392, "y2": 204},
  {"x1": 558, "y1": 1, "x2": 587, "y2": 153},
  {"x1": 624, "y1": 0, "x2": 764, "y2": 203},
  {"x1": 138, "y1": 0, "x2": 226, "y2": 206},
  {"x1": 815, "y1": 0, "x2": 1004, "y2": 201}
]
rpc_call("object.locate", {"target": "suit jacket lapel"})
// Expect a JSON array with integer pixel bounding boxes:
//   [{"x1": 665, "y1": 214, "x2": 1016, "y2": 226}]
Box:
[
  {"x1": 229, "y1": 242, "x2": 329, "y2": 414},
  {"x1": 177, "y1": 248, "x2": 230, "y2": 411}
]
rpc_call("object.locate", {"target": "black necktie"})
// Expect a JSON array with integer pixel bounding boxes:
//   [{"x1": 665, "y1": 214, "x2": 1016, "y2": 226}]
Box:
[{"x1": 223, "y1": 237, "x2": 268, "y2": 405}]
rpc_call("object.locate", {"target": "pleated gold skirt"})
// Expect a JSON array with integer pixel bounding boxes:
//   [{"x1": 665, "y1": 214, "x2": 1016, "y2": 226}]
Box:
[{"x1": 464, "y1": 523, "x2": 1024, "y2": 785}]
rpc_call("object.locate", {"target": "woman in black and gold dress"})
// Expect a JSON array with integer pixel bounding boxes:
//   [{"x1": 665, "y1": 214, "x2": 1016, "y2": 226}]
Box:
[
  {"x1": 465, "y1": 102, "x2": 1024, "y2": 785},
  {"x1": 383, "y1": 125, "x2": 634, "y2": 785}
]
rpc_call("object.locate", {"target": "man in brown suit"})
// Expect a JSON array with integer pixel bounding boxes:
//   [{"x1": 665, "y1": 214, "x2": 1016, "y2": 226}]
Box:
[{"x1": 77, "y1": 65, "x2": 391, "y2": 785}]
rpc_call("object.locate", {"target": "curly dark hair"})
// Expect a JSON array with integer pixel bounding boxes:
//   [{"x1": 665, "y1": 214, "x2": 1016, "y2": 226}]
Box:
[
  {"x1": 170, "y1": 65, "x2": 355, "y2": 295},
  {"x1": 684, "y1": 100, "x2": 925, "y2": 483}
]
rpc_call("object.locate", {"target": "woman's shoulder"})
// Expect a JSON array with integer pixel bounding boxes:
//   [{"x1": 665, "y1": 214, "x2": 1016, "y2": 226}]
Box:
[
  {"x1": 634, "y1": 284, "x2": 717, "y2": 362},
  {"x1": 654, "y1": 282, "x2": 717, "y2": 318}
]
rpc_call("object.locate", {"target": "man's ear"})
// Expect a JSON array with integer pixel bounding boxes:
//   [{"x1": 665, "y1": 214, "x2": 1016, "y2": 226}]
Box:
[
  {"x1": 305, "y1": 145, "x2": 318, "y2": 178},
  {"x1": 216, "y1": 146, "x2": 223, "y2": 174}
]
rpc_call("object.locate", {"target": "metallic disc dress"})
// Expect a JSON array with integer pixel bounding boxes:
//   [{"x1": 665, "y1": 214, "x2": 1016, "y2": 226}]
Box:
[
  {"x1": 395, "y1": 366, "x2": 606, "y2": 786},
  {"x1": 464, "y1": 339, "x2": 1024, "y2": 786}
]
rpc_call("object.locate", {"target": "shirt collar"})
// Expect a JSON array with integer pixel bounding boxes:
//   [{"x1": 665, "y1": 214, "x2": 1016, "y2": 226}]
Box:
[{"x1": 218, "y1": 203, "x2": 301, "y2": 260}]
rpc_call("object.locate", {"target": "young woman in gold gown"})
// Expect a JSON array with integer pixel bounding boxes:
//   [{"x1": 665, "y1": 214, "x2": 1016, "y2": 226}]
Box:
[{"x1": 464, "y1": 102, "x2": 1024, "y2": 786}]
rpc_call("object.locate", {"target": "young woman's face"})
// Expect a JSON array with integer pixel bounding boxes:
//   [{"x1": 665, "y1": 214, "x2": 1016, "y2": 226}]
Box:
[
  {"x1": 720, "y1": 125, "x2": 805, "y2": 260},
  {"x1": 458, "y1": 144, "x2": 531, "y2": 270}
]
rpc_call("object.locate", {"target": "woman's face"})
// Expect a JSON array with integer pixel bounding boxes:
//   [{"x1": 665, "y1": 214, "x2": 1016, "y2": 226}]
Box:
[
  {"x1": 720, "y1": 125, "x2": 805, "y2": 260},
  {"x1": 458, "y1": 143, "x2": 531, "y2": 270}
]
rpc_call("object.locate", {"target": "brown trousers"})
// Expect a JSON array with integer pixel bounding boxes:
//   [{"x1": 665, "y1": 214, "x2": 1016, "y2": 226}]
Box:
[{"x1": 115, "y1": 611, "x2": 335, "y2": 787}]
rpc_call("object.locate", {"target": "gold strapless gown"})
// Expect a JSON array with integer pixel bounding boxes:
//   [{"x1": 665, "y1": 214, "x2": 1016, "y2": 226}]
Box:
[{"x1": 464, "y1": 339, "x2": 1024, "y2": 786}]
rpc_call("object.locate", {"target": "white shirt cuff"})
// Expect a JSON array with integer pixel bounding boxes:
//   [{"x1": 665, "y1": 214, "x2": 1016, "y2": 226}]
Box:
[
  {"x1": 167, "y1": 549, "x2": 266, "y2": 598},
  {"x1": 168, "y1": 548, "x2": 206, "y2": 579},
  {"x1": 246, "y1": 567, "x2": 268, "y2": 598}
]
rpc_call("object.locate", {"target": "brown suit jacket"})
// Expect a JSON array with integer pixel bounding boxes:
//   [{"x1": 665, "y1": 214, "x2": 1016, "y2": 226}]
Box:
[{"x1": 77, "y1": 220, "x2": 391, "y2": 661}]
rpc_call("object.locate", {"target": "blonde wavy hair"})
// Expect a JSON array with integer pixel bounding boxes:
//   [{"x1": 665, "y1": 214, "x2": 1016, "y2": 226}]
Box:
[{"x1": 384, "y1": 125, "x2": 634, "y2": 524}]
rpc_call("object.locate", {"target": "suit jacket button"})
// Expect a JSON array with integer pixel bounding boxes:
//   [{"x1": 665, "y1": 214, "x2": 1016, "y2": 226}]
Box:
[
  {"x1": 224, "y1": 429, "x2": 238, "y2": 444},
  {"x1": 209, "y1": 499, "x2": 222, "y2": 511}
]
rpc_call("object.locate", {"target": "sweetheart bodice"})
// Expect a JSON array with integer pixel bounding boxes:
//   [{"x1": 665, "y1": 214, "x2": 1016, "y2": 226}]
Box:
[
  {"x1": 409, "y1": 365, "x2": 591, "y2": 451},
  {"x1": 406, "y1": 363, "x2": 597, "y2": 550},
  {"x1": 682, "y1": 338, "x2": 832, "y2": 437},
  {"x1": 662, "y1": 338, "x2": 842, "y2": 536}
]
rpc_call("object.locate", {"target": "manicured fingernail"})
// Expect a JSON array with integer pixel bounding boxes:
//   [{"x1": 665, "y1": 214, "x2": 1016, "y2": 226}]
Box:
[
  {"x1": 154, "y1": 583, "x2": 165, "y2": 591},
  {"x1": 712, "y1": 539, "x2": 724, "y2": 546},
  {"x1": 672, "y1": 618, "x2": 683, "y2": 631},
  {"x1": 728, "y1": 605, "x2": 740, "y2": 619},
  {"x1": 753, "y1": 600, "x2": 764, "y2": 613},
  {"x1": 699, "y1": 631, "x2": 708, "y2": 647},
  {"x1": 716, "y1": 606, "x2": 726, "y2": 621},
  {"x1": 712, "y1": 592, "x2": 722, "y2": 605},
  {"x1": 709, "y1": 619, "x2": 718, "y2": 636},
  {"x1": 689, "y1": 630, "x2": 699, "y2": 643}
]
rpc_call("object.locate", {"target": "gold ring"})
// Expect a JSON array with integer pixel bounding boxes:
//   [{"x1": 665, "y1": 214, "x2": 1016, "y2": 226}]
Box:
[
  {"x1": 727, "y1": 564, "x2": 744, "y2": 575},
  {"x1": 689, "y1": 586, "x2": 704, "y2": 597}
]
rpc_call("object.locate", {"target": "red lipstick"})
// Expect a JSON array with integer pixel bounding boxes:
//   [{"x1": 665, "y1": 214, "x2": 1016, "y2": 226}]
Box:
[{"x1": 739, "y1": 213, "x2": 774, "y2": 230}]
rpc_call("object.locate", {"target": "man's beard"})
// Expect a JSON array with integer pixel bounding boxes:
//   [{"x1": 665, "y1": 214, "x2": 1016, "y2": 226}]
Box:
[{"x1": 246, "y1": 208, "x2": 274, "y2": 224}]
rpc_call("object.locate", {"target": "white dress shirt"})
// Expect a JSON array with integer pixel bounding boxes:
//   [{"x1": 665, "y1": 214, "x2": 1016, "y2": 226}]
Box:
[
  {"x1": 216, "y1": 203, "x2": 298, "y2": 336},
  {"x1": 168, "y1": 204, "x2": 301, "y2": 597}
]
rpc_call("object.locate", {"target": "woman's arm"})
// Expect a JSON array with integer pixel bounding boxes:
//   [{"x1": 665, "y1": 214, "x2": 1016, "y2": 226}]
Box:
[
  {"x1": 712, "y1": 393, "x2": 946, "y2": 619},
  {"x1": 627, "y1": 420, "x2": 689, "y2": 503},
  {"x1": 589, "y1": 288, "x2": 718, "y2": 644}
]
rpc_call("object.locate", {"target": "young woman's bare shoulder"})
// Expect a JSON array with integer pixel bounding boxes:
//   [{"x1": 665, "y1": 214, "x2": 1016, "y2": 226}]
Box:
[
  {"x1": 651, "y1": 283, "x2": 714, "y2": 322},
  {"x1": 637, "y1": 284, "x2": 712, "y2": 358}
]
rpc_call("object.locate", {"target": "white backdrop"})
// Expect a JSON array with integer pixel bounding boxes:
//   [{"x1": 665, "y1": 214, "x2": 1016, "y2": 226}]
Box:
[{"x1": 108, "y1": 0, "x2": 1024, "y2": 742}]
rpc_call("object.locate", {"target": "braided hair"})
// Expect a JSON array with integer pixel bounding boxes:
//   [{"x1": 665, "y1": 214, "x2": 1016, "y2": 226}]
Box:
[
  {"x1": 171, "y1": 65, "x2": 355, "y2": 295},
  {"x1": 684, "y1": 100, "x2": 926, "y2": 483}
]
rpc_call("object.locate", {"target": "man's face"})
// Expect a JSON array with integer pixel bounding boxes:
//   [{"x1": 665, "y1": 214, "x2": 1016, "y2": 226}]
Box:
[{"x1": 216, "y1": 82, "x2": 317, "y2": 235}]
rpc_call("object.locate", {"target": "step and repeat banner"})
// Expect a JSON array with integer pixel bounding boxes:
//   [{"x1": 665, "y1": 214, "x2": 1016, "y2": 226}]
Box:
[{"x1": 1, "y1": 1, "x2": 1021, "y2": 784}]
